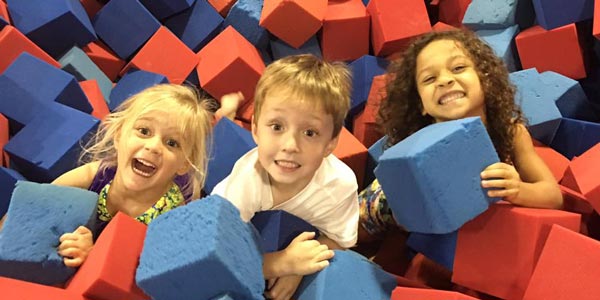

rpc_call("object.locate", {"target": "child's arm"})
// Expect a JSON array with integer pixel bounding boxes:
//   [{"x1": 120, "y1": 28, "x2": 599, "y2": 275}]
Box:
[
  {"x1": 481, "y1": 124, "x2": 563, "y2": 209},
  {"x1": 215, "y1": 92, "x2": 243, "y2": 122},
  {"x1": 52, "y1": 161, "x2": 100, "y2": 189}
]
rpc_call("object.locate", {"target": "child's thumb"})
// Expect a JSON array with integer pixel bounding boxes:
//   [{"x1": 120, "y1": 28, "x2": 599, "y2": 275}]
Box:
[{"x1": 294, "y1": 231, "x2": 316, "y2": 242}]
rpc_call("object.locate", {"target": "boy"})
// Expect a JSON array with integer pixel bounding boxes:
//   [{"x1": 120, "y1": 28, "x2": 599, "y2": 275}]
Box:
[{"x1": 212, "y1": 54, "x2": 359, "y2": 300}]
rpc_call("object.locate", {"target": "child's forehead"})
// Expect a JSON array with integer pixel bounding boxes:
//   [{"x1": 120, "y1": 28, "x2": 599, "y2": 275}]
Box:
[{"x1": 262, "y1": 92, "x2": 328, "y2": 116}]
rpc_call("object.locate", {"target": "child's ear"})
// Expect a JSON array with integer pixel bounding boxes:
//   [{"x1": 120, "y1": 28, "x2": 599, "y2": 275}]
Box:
[
  {"x1": 251, "y1": 116, "x2": 259, "y2": 144},
  {"x1": 324, "y1": 134, "x2": 340, "y2": 157},
  {"x1": 176, "y1": 163, "x2": 191, "y2": 176}
]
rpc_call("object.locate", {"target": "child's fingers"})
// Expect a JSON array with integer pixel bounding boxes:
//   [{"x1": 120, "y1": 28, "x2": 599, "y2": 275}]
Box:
[
  {"x1": 267, "y1": 278, "x2": 278, "y2": 290},
  {"x1": 63, "y1": 256, "x2": 84, "y2": 268},
  {"x1": 74, "y1": 226, "x2": 92, "y2": 235},
  {"x1": 292, "y1": 231, "x2": 316, "y2": 243},
  {"x1": 59, "y1": 232, "x2": 77, "y2": 243},
  {"x1": 315, "y1": 249, "x2": 335, "y2": 262}
]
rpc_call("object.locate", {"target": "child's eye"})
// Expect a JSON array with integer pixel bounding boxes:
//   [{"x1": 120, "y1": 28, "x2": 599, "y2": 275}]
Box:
[
  {"x1": 166, "y1": 139, "x2": 180, "y2": 148},
  {"x1": 453, "y1": 65, "x2": 466, "y2": 72},
  {"x1": 304, "y1": 129, "x2": 318, "y2": 137},
  {"x1": 422, "y1": 76, "x2": 435, "y2": 84},
  {"x1": 270, "y1": 124, "x2": 283, "y2": 131},
  {"x1": 137, "y1": 127, "x2": 150, "y2": 136}
]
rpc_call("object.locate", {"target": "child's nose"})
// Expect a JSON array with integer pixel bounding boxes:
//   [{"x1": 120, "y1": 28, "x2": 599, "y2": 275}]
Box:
[
  {"x1": 282, "y1": 132, "x2": 300, "y2": 152},
  {"x1": 144, "y1": 137, "x2": 162, "y2": 154},
  {"x1": 436, "y1": 71, "x2": 455, "y2": 87}
]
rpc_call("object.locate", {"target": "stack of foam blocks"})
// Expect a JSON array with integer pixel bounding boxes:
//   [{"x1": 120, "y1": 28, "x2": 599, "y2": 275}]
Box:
[{"x1": 0, "y1": 0, "x2": 600, "y2": 299}]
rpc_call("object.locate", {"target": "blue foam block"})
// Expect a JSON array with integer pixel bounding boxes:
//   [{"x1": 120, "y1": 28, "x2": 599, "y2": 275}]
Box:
[
  {"x1": 0, "y1": 75, "x2": 48, "y2": 128},
  {"x1": 364, "y1": 135, "x2": 388, "y2": 187},
  {"x1": 532, "y1": 0, "x2": 593, "y2": 30},
  {"x1": 136, "y1": 195, "x2": 264, "y2": 300},
  {"x1": 0, "y1": 181, "x2": 98, "y2": 285},
  {"x1": 510, "y1": 68, "x2": 562, "y2": 145},
  {"x1": 210, "y1": 294, "x2": 234, "y2": 300},
  {"x1": 462, "y1": 0, "x2": 518, "y2": 30},
  {"x1": 549, "y1": 117, "x2": 600, "y2": 160},
  {"x1": 348, "y1": 55, "x2": 389, "y2": 123},
  {"x1": 0, "y1": 168, "x2": 25, "y2": 217},
  {"x1": 164, "y1": 0, "x2": 223, "y2": 52},
  {"x1": 3, "y1": 52, "x2": 92, "y2": 115},
  {"x1": 374, "y1": 117, "x2": 500, "y2": 234},
  {"x1": 108, "y1": 69, "x2": 169, "y2": 111},
  {"x1": 59, "y1": 46, "x2": 113, "y2": 101},
  {"x1": 4, "y1": 104, "x2": 99, "y2": 183},
  {"x1": 251, "y1": 210, "x2": 318, "y2": 253},
  {"x1": 225, "y1": 0, "x2": 270, "y2": 51},
  {"x1": 204, "y1": 118, "x2": 256, "y2": 194},
  {"x1": 270, "y1": 35, "x2": 322, "y2": 60},
  {"x1": 0, "y1": 17, "x2": 8, "y2": 30},
  {"x1": 140, "y1": 0, "x2": 194, "y2": 20},
  {"x1": 477, "y1": 25, "x2": 519, "y2": 72},
  {"x1": 538, "y1": 71, "x2": 597, "y2": 122},
  {"x1": 6, "y1": 0, "x2": 97, "y2": 58},
  {"x1": 294, "y1": 250, "x2": 396, "y2": 300},
  {"x1": 407, "y1": 231, "x2": 457, "y2": 271},
  {"x1": 92, "y1": 0, "x2": 161, "y2": 59}
]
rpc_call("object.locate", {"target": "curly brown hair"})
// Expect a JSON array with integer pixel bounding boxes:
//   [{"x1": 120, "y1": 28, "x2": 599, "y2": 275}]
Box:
[{"x1": 378, "y1": 29, "x2": 525, "y2": 162}]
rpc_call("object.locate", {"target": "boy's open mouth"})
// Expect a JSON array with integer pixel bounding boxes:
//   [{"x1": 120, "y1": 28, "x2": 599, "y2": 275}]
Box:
[
  {"x1": 275, "y1": 160, "x2": 300, "y2": 169},
  {"x1": 132, "y1": 158, "x2": 157, "y2": 177}
]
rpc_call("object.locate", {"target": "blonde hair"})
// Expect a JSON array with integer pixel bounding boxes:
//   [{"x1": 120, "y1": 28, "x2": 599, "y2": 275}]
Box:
[
  {"x1": 81, "y1": 84, "x2": 214, "y2": 199},
  {"x1": 253, "y1": 54, "x2": 352, "y2": 138}
]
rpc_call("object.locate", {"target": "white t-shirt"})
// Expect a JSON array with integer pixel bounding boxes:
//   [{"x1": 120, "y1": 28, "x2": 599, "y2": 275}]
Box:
[{"x1": 212, "y1": 148, "x2": 359, "y2": 248}]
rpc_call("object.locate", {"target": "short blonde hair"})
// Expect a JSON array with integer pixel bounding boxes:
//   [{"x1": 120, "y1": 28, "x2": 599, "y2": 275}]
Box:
[
  {"x1": 81, "y1": 84, "x2": 214, "y2": 199},
  {"x1": 253, "y1": 54, "x2": 352, "y2": 138}
]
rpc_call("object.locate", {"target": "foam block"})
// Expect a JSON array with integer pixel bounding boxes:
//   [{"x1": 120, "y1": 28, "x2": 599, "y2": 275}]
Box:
[
  {"x1": 80, "y1": 79, "x2": 110, "y2": 120},
  {"x1": 452, "y1": 202, "x2": 581, "y2": 300},
  {"x1": 4, "y1": 104, "x2": 99, "y2": 182},
  {"x1": 515, "y1": 24, "x2": 586, "y2": 80},
  {"x1": 66, "y1": 212, "x2": 148, "y2": 300},
  {"x1": 509, "y1": 68, "x2": 562, "y2": 145},
  {"x1": 549, "y1": 117, "x2": 600, "y2": 160},
  {"x1": 6, "y1": 0, "x2": 97, "y2": 57},
  {"x1": 391, "y1": 286, "x2": 479, "y2": 300},
  {"x1": 333, "y1": 127, "x2": 367, "y2": 188},
  {"x1": 3, "y1": 52, "x2": 92, "y2": 115},
  {"x1": 224, "y1": 0, "x2": 269, "y2": 50},
  {"x1": 197, "y1": 25, "x2": 264, "y2": 105},
  {"x1": 270, "y1": 36, "x2": 322, "y2": 60},
  {"x1": 0, "y1": 114, "x2": 7, "y2": 166},
  {"x1": 121, "y1": 26, "x2": 198, "y2": 84},
  {"x1": 0, "y1": 25, "x2": 60, "y2": 74},
  {"x1": 532, "y1": 139, "x2": 569, "y2": 182},
  {"x1": 59, "y1": 46, "x2": 113, "y2": 101},
  {"x1": 294, "y1": 250, "x2": 396, "y2": 300},
  {"x1": 204, "y1": 118, "x2": 256, "y2": 194},
  {"x1": 374, "y1": 117, "x2": 500, "y2": 234},
  {"x1": 259, "y1": 0, "x2": 327, "y2": 48},
  {"x1": 92, "y1": 0, "x2": 160, "y2": 60},
  {"x1": 208, "y1": 0, "x2": 236, "y2": 16},
  {"x1": 560, "y1": 143, "x2": 600, "y2": 212},
  {"x1": 364, "y1": 135, "x2": 388, "y2": 187},
  {"x1": 595, "y1": 0, "x2": 600, "y2": 39},
  {"x1": 523, "y1": 224, "x2": 600, "y2": 300},
  {"x1": 140, "y1": 0, "x2": 193, "y2": 20},
  {"x1": 532, "y1": 0, "x2": 593, "y2": 30},
  {"x1": 82, "y1": 41, "x2": 126, "y2": 82},
  {"x1": 163, "y1": 0, "x2": 223, "y2": 52},
  {"x1": 250, "y1": 210, "x2": 318, "y2": 253},
  {"x1": 80, "y1": 0, "x2": 104, "y2": 18},
  {"x1": 0, "y1": 181, "x2": 98, "y2": 285},
  {"x1": 136, "y1": 195, "x2": 264, "y2": 300},
  {"x1": 353, "y1": 74, "x2": 387, "y2": 149},
  {"x1": 0, "y1": 277, "x2": 87, "y2": 300},
  {"x1": 0, "y1": 74, "x2": 42, "y2": 128},
  {"x1": 0, "y1": 167, "x2": 24, "y2": 217},
  {"x1": 438, "y1": 0, "x2": 471, "y2": 27},
  {"x1": 210, "y1": 294, "x2": 234, "y2": 300},
  {"x1": 321, "y1": 0, "x2": 369, "y2": 61},
  {"x1": 348, "y1": 55, "x2": 388, "y2": 120},
  {"x1": 407, "y1": 231, "x2": 457, "y2": 271},
  {"x1": 367, "y1": 0, "x2": 431, "y2": 56},
  {"x1": 477, "y1": 25, "x2": 519, "y2": 72},
  {"x1": 108, "y1": 69, "x2": 169, "y2": 111},
  {"x1": 462, "y1": 0, "x2": 519, "y2": 30}
]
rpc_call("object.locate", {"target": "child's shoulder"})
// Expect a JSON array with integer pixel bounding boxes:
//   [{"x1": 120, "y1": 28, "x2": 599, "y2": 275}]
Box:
[{"x1": 319, "y1": 155, "x2": 358, "y2": 189}]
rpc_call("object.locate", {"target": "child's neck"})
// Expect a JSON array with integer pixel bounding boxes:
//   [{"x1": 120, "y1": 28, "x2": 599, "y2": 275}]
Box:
[
  {"x1": 269, "y1": 178, "x2": 308, "y2": 207},
  {"x1": 107, "y1": 180, "x2": 171, "y2": 218}
]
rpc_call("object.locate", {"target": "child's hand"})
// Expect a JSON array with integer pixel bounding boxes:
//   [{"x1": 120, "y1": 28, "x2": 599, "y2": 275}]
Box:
[
  {"x1": 264, "y1": 275, "x2": 303, "y2": 300},
  {"x1": 57, "y1": 226, "x2": 93, "y2": 267},
  {"x1": 481, "y1": 162, "x2": 522, "y2": 203},
  {"x1": 215, "y1": 91, "x2": 244, "y2": 121},
  {"x1": 283, "y1": 232, "x2": 334, "y2": 276}
]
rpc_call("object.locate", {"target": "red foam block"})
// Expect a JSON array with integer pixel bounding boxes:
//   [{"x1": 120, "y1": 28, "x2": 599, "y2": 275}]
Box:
[
  {"x1": 353, "y1": 74, "x2": 387, "y2": 148},
  {"x1": 515, "y1": 24, "x2": 586, "y2": 80},
  {"x1": 121, "y1": 26, "x2": 198, "y2": 84},
  {"x1": 79, "y1": 80, "x2": 109, "y2": 121},
  {"x1": 260, "y1": 0, "x2": 327, "y2": 48},
  {"x1": 560, "y1": 143, "x2": 600, "y2": 212},
  {"x1": 0, "y1": 26, "x2": 60, "y2": 74},
  {"x1": 367, "y1": 0, "x2": 431, "y2": 57},
  {"x1": 82, "y1": 41, "x2": 126, "y2": 82},
  {"x1": 333, "y1": 127, "x2": 368, "y2": 188},
  {"x1": 438, "y1": 0, "x2": 472, "y2": 27},
  {"x1": 392, "y1": 286, "x2": 479, "y2": 300},
  {"x1": 66, "y1": 212, "x2": 148, "y2": 300},
  {"x1": 79, "y1": 0, "x2": 104, "y2": 19},
  {"x1": 321, "y1": 0, "x2": 369, "y2": 61},
  {"x1": 197, "y1": 26, "x2": 264, "y2": 106},
  {"x1": 0, "y1": 0, "x2": 9, "y2": 23},
  {"x1": 208, "y1": 0, "x2": 236, "y2": 17},
  {"x1": 594, "y1": 0, "x2": 600, "y2": 39},
  {"x1": 0, "y1": 277, "x2": 87, "y2": 300},
  {"x1": 523, "y1": 224, "x2": 600, "y2": 300},
  {"x1": 0, "y1": 114, "x2": 7, "y2": 167},
  {"x1": 452, "y1": 202, "x2": 581, "y2": 300}
]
